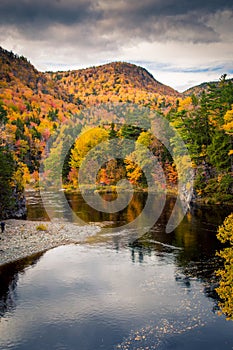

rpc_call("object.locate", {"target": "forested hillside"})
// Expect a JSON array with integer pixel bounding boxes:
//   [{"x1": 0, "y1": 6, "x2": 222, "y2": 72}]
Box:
[
  {"x1": 168, "y1": 75, "x2": 233, "y2": 202},
  {"x1": 0, "y1": 47, "x2": 233, "y2": 218},
  {"x1": 184, "y1": 77, "x2": 233, "y2": 97},
  {"x1": 46, "y1": 62, "x2": 180, "y2": 108}
]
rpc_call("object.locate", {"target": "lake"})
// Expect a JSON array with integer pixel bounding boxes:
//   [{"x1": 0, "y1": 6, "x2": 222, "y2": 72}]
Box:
[{"x1": 0, "y1": 193, "x2": 233, "y2": 349}]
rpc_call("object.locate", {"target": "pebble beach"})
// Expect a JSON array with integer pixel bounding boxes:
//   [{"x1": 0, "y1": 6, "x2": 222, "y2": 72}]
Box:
[{"x1": 0, "y1": 219, "x2": 100, "y2": 266}]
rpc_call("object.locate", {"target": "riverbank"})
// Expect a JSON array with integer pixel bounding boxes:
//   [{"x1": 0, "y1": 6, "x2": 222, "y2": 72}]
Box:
[{"x1": 0, "y1": 219, "x2": 100, "y2": 267}]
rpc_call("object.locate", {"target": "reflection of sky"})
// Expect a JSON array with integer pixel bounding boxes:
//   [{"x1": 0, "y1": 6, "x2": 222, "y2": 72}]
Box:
[{"x1": 0, "y1": 244, "x2": 233, "y2": 349}]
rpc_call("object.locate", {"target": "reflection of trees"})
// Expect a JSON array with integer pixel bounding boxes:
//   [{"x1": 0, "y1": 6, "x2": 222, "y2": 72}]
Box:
[
  {"x1": 31, "y1": 190, "x2": 232, "y2": 316},
  {"x1": 215, "y1": 213, "x2": 233, "y2": 320},
  {"x1": 0, "y1": 253, "x2": 44, "y2": 318},
  {"x1": 0, "y1": 267, "x2": 18, "y2": 317},
  {"x1": 129, "y1": 200, "x2": 233, "y2": 311},
  {"x1": 66, "y1": 192, "x2": 147, "y2": 226},
  {"x1": 130, "y1": 230, "x2": 223, "y2": 311},
  {"x1": 26, "y1": 191, "x2": 49, "y2": 221},
  {"x1": 129, "y1": 245, "x2": 147, "y2": 264}
]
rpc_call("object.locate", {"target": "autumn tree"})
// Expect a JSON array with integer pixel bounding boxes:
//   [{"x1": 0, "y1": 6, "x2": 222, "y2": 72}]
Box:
[
  {"x1": 69, "y1": 127, "x2": 109, "y2": 187},
  {"x1": 216, "y1": 213, "x2": 233, "y2": 320}
]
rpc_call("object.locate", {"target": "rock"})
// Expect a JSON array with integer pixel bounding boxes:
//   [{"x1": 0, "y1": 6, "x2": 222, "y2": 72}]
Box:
[
  {"x1": 4, "y1": 191, "x2": 27, "y2": 220},
  {"x1": 0, "y1": 219, "x2": 100, "y2": 266}
]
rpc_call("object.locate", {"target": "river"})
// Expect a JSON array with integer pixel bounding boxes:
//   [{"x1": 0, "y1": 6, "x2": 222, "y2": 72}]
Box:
[{"x1": 0, "y1": 193, "x2": 233, "y2": 349}]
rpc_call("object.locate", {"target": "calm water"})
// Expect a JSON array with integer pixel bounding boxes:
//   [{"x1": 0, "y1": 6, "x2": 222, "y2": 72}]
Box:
[{"x1": 0, "y1": 193, "x2": 233, "y2": 349}]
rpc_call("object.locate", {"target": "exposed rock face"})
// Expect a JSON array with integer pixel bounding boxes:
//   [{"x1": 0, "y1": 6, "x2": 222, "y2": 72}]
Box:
[
  {"x1": 3, "y1": 190, "x2": 27, "y2": 220},
  {"x1": 12, "y1": 192, "x2": 27, "y2": 219}
]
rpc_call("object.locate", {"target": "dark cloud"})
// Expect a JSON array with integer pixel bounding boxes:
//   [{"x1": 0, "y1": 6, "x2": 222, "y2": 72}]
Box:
[
  {"x1": 0, "y1": 0, "x2": 232, "y2": 45},
  {"x1": 96, "y1": 0, "x2": 232, "y2": 43},
  {"x1": 0, "y1": 0, "x2": 100, "y2": 26},
  {"x1": 117, "y1": 0, "x2": 233, "y2": 18}
]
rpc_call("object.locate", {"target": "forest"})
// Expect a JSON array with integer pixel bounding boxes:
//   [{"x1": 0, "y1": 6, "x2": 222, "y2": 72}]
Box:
[{"x1": 0, "y1": 46, "x2": 233, "y2": 218}]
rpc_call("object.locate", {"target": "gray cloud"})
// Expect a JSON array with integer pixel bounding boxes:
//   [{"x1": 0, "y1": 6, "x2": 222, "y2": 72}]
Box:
[
  {"x1": 0, "y1": 0, "x2": 99, "y2": 26},
  {"x1": 0, "y1": 0, "x2": 232, "y2": 90},
  {"x1": 0, "y1": 0, "x2": 232, "y2": 44}
]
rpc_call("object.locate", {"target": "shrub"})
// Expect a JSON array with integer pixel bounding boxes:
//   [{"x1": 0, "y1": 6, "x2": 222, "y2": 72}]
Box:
[{"x1": 36, "y1": 223, "x2": 48, "y2": 231}]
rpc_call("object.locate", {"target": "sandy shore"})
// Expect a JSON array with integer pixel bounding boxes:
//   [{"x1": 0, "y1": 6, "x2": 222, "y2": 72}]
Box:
[{"x1": 0, "y1": 219, "x2": 100, "y2": 266}]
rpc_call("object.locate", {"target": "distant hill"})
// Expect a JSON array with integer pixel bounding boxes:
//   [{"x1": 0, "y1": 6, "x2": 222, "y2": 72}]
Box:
[
  {"x1": 0, "y1": 47, "x2": 72, "y2": 102},
  {"x1": 0, "y1": 47, "x2": 182, "y2": 114},
  {"x1": 46, "y1": 61, "x2": 181, "y2": 102},
  {"x1": 2, "y1": 45, "x2": 232, "y2": 111},
  {"x1": 184, "y1": 77, "x2": 233, "y2": 96},
  {"x1": 0, "y1": 47, "x2": 40, "y2": 88}
]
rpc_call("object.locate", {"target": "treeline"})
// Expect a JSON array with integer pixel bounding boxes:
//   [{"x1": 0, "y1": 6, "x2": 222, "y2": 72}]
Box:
[
  {"x1": 43, "y1": 118, "x2": 177, "y2": 192},
  {"x1": 47, "y1": 61, "x2": 180, "y2": 109}
]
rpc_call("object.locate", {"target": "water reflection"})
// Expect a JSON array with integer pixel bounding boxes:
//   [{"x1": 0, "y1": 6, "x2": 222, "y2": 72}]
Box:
[
  {"x1": 0, "y1": 193, "x2": 231, "y2": 349},
  {"x1": 0, "y1": 244, "x2": 233, "y2": 350},
  {"x1": 25, "y1": 192, "x2": 233, "y2": 303},
  {"x1": 0, "y1": 253, "x2": 44, "y2": 318}
]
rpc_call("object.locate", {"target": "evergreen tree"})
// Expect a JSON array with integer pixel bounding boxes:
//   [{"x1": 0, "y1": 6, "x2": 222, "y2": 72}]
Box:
[
  {"x1": 207, "y1": 130, "x2": 231, "y2": 172},
  {"x1": 0, "y1": 146, "x2": 16, "y2": 218}
]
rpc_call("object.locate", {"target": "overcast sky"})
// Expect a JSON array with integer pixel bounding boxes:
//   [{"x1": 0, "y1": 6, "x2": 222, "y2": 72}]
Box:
[{"x1": 0, "y1": 0, "x2": 232, "y2": 91}]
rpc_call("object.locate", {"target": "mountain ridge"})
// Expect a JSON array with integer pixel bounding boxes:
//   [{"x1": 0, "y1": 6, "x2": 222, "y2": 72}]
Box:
[
  {"x1": 2, "y1": 46, "x2": 230, "y2": 100},
  {"x1": 46, "y1": 61, "x2": 181, "y2": 98},
  {"x1": 184, "y1": 77, "x2": 233, "y2": 96},
  {"x1": 0, "y1": 46, "x2": 182, "y2": 111}
]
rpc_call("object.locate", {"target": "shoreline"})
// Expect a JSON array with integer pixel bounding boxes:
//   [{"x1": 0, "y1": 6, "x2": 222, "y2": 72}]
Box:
[{"x1": 0, "y1": 219, "x2": 100, "y2": 267}]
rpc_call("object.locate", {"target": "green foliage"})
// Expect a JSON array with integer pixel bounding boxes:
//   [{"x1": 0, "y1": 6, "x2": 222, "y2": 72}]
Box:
[
  {"x1": 120, "y1": 124, "x2": 142, "y2": 140},
  {"x1": 195, "y1": 174, "x2": 233, "y2": 203},
  {"x1": 109, "y1": 122, "x2": 118, "y2": 139},
  {"x1": 169, "y1": 75, "x2": 233, "y2": 202},
  {"x1": 43, "y1": 143, "x2": 63, "y2": 186},
  {"x1": 48, "y1": 108, "x2": 59, "y2": 121},
  {"x1": 0, "y1": 101, "x2": 8, "y2": 124},
  {"x1": 207, "y1": 131, "x2": 231, "y2": 171},
  {"x1": 207, "y1": 75, "x2": 233, "y2": 126},
  {"x1": 0, "y1": 147, "x2": 17, "y2": 218}
]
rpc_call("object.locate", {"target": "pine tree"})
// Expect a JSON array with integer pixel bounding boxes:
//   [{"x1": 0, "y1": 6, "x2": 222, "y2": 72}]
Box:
[{"x1": 0, "y1": 146, "x2": 16, "y2": 218}]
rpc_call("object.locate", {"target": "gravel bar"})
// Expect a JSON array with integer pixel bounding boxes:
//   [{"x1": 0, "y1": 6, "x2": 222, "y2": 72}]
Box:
[{"x1": 0, "y1": 219, "x2": 100, "y2": 266}]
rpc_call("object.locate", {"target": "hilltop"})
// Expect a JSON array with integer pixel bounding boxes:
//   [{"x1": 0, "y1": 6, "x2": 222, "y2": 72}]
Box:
[
  {"x1": 46, "y1": 61, "x2": 180, "y2": 104},
  {"x1": 184, "y1": 76, "x2": 233, "y2": 96},
  {"x1": 0, "y1": 47, "x2": 180, "y2": 109},
  {"x1": 0, "y1": 47, "x2": 75, "y2": 103}
]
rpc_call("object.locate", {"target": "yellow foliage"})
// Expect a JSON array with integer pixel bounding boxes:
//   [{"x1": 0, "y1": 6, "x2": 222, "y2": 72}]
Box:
[
  {"x1": 124, "y1": 153, "x2": 143, "y2": 185},
  {"x1": 223, "y1": 107, "x2": 233, "y2": 134},
  {"x1": 36, "y1": 224, "x2": 48, "y2": 231},
  {"x1": 136, "y1": 131, "x2": 152, "y2": 148},
  {"x1": 70, "y1": 127, "x2": 109, "y2": 169},
  {"x1": 217, "y1": 213, "x2": 233, "y2": 245},
  {"x1": 216, "y1": 213, "x2": 233, "y2": 320},
  {"x1": 13, "y1": 162, "x2": 30, "y2": 190},
  {"x1": 177, "y1": 96, "x2": 193, "y2": 112}
]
